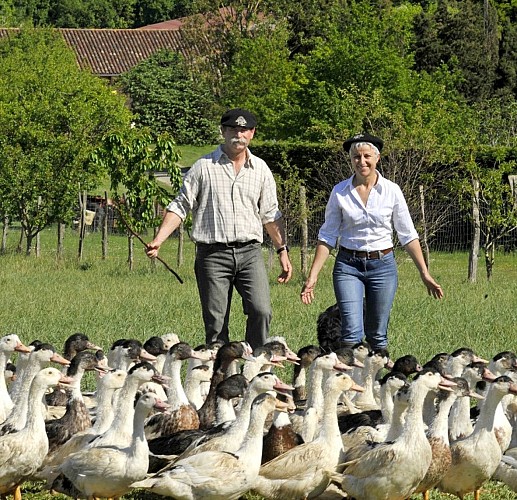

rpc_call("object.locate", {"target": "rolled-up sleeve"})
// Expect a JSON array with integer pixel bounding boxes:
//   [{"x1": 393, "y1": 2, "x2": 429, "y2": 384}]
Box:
[
  {"x1": 392, "y1": 185, "x2": 419, "y2": 246},
  {"x1": 317, "y1": 186, "x2": 342, "y2": 248}
]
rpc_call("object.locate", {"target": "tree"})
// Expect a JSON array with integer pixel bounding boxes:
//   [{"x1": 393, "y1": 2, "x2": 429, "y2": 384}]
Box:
[
  {"x1": 0, "y1": 29, "x2": 131, "y2": 255},
  {"x1": 119, "y1": 50, "x2": 219, "y2": 145},
  {"x1": 92, "y1": 128, "x2": 183, "y2": 271}
]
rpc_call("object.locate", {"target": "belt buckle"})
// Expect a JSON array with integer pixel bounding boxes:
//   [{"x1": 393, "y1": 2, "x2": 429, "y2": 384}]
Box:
[
  {"x1": 225, "y1": 242, "x2": 237, "y2": 248},
  {"x1": 365, "y1": 250, "x2": 371, "y2": 259}
]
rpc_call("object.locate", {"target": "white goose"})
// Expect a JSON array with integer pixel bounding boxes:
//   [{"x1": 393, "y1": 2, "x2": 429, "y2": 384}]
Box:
[
  {"x1": 339, "y1": 369, "x2": 456, "y2": 500},
  {"x1": 438, "y1": 375, "x2": 517, "y2": 499},
  {"x1": 0, "y1": 343, "x2": 70, "y2": 435},
  {"x1": 50, "y1": 392, "x2": 169, "y2": 500},
  {"x1": 0, "y1": 367, "x2": 72, "y2": 500},
  {"x1": 39, "y1": 369, "x2": 128, "y2": 484},
  {"x1": 253, "y1": 373, "x2": 363, "y2": 500},
  {"x1": 131, "y1": 392, "x2": 284, "y2": 500},
  {"x1": 179, "y1": 372, "x2": 293, "y2": 459},
  {"x1": 0, "y1": 334, "x2": 30, "y2": 423}
]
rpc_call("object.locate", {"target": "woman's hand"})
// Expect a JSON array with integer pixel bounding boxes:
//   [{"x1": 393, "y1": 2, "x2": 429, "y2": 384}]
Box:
[
  {"x1": 421, "y1": 272, "x2": 444, "y2": 299},
  {"x1": 300, "y1": 279, "x2": 316, "y2": 304}
]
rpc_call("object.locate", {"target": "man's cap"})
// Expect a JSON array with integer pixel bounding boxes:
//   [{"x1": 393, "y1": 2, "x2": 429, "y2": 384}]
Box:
[
  {"x1": 343, "y1": 133, "x2": 384, "y2": 153},
  {"x1": 220, "y1": 108, "x2": 257, "y2": 129}
]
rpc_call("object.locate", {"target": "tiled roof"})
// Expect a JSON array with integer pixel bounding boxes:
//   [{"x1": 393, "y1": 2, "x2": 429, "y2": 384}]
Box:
[{"x1": 0, "y1": 28, "x2": 190, "y2": 77}]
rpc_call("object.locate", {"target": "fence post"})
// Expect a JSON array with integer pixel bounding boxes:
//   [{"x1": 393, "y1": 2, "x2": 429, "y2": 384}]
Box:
[
  {"x1": 468, "y1": 179, "x2": 480, "y2": 282},
  {"x1": 57, "y1": 223, "x2": 65, "y2": 259},
  {"x1": 78, "y1": 190, "x2": 87, "y2": 261},
  {"x1": 1, "y1": 216, "x2": 8, "y2": 254},
  {"x1": 300, "y1": 185, "x2": 309, "y2": 276},
  {"x1": 102, "y1": 191, "x2": 108, "y2": 260},
  {"x1": 419, "y1": 185, "x2": 430, "y2": 269}
]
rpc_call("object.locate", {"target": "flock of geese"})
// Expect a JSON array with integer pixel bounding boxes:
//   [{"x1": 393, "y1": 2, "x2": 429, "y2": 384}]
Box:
[{"x1": 2, "y1": 325, "x2": 517, "y2": 499}]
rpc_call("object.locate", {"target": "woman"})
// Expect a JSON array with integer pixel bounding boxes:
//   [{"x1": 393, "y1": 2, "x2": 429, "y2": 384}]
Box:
[{"x1": 301, "y1": 133, "x2": 443, "y2": 350}]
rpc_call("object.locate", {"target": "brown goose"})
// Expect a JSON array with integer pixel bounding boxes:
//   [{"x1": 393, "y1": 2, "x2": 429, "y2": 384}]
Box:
[{"x1": 197, "y1": 341, "x2": 253, "y2": 430}]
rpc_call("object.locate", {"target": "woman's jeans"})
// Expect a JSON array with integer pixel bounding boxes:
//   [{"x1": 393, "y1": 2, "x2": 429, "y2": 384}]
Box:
[
  {"x1": 195, "y1": 242, "x2": 271, "y2": 349},
  {"x1": 333, "y1": 248, "x2": 398, "y2": 349}
]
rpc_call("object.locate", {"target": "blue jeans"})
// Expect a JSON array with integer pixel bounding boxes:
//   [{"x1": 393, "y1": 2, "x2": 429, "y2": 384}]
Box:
[
  {"x1": 194, "y1": 242, "x2": 271, "y2": 349},
  {"x1": 332, "y1": 248, "x2": 398, "y2": 349}
]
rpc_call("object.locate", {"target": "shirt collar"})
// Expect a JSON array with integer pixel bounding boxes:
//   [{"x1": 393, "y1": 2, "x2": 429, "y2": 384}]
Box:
[
  {"x1": 344, "y1": 171, "x2": 385, "y2": 193},
  {"x1": 215, "y1": 145, "x2": 254, "y2": 168}
]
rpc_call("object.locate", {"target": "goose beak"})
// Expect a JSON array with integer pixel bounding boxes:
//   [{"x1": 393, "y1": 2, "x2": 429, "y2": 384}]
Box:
[
  {"x1": 482, "y1": 368, "x2": 497, "y2": 382},
  {"x1": 438, "y1": 377, "x2": 458, "y2": 390},
  {"x1": 51, "y1": 352, "x2": 71, "y2": 366},
  {"x1": 86, "y1": 341, "x2": 103, "y2": 351},
  {"x1": 469, "y1": 391, "x2": 485, "y2": 400},
  {"x1": 139, "y1": 349, "x2": 157, "y2": 362},
  {"x1": 273, "y1": 378, "x2": 295, "y2": 393},
  {"x1": 58, "y1": 374, "x2": 74, "y2": 386},
  {"x1": 15, "y1": 342, "x2": 31, "y2": 354},
  {"x1": 350, "y1": 382, "x2": 365, "y2": 393},
  {"x1": 333, "y1": 361, "x2": 353, "y2": 372},
  {"x1": 151, "y1": 373, "x2": 171, "y2": 386},
  {"x1": 153, "y1": 399, "x2": 171, "y2": 413}
]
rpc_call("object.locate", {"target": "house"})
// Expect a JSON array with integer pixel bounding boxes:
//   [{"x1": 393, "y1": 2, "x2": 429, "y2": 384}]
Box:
[{"x1": 0, "y1": 27, "x2": 190, "y2": 80}]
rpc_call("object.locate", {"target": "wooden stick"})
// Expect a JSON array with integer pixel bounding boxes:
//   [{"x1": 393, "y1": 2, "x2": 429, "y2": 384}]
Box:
[{"x1": 115, "y1": 206, "x2": 184, "y2": 284}]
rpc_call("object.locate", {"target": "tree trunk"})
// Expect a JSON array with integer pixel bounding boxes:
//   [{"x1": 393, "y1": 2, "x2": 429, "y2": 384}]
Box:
[
  {"x1": 35, "y1": 196, "x2": 41, "y2": 257},
  {"x1": 300, "y1": 185, "x2": 309, "y2": 276},
  {"x1": 1, "y1": 216, "x2": 8, "y2": 254},
  {"x1": 419, "y1": 185, "x2": 430, "y2": 269},
  {"x1": 468, "y1": 179, "x2": 480, "y2": 282},
  {"x1": 25, "y1": 233, "x2": 33, "y2": 256},
  {"x1": 78, "y1": 190, "x2": 87, "y2": 261},
  {"x1": 128, "y1": 233, "x2": 134, "y2": 271},
  {"x1": 485, "y1": 240, "x2": 495, "y2": 281},
  {"x1": 57, "y1": 222, "x2": 65, "y2": 259},
  {"x1": 102, "y1": 192, "x2": 108, "y2": 260}
]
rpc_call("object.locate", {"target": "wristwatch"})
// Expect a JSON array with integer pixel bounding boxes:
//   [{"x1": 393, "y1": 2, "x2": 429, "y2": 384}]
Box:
[{"x1": 276, "y1": 245, "x2": 290, "y2": 255}]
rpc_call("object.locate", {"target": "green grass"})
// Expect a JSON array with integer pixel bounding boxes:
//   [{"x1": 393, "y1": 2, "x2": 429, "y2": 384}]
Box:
[{"x1": 1, "y1": 227, "x2": 517, "y2": 499}]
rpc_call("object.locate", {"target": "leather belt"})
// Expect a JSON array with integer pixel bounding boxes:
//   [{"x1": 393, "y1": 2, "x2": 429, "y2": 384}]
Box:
[
  {"x1": 340, "y1": 247, "x2": 393, "y2": 259},
  {"x1": 197, "y1": 240, "x2": 258, "y2": 250}
]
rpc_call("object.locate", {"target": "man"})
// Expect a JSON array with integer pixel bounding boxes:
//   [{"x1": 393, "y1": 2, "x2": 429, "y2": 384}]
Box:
[{"x1": 146, "y1": 108, "x2": 292, "y2": 348}]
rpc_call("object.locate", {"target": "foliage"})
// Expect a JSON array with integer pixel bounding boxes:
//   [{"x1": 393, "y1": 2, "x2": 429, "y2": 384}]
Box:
[
  {"x1": 0, "y1": 28, "x2": 131, "y2": 255},
  {"x1": 119, "y1": 50, "x2": 219, "y2": 145},
  {"x1": 219, "y1": 20, "x2": 299, "y2": 140},
  {"x1": 453, "y1": 148, "x2": 517, "y2": 280},
  {"x1": 46, "y1": 0, "x2": 136, "y2": 28},
  {"x1": 92, "y1": 127, "x2": 182, "y2": 233}
]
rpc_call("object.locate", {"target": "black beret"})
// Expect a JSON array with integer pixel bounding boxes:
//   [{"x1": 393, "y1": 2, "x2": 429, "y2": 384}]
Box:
[
  {"x1": 220, "y1": 108, "x2": 257, "y2": 129},
  {"x1": 343, "y1": 133, "x2": 384, "y2": 153}
]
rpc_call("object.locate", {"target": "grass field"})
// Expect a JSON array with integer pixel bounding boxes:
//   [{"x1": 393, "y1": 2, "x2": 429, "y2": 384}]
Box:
[{"x1": 1, "y1": 226, "x2": 517, "y2": 499}]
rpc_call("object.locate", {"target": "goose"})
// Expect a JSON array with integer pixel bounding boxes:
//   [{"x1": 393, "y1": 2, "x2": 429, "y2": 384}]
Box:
[
  {"x1": 144, "y1": 332, "x2": 180, "y2": 373},
  {"x1": 146, "y1": 373, "x2": 249, "y2": 468},
  {"x1": 0, "y1": 367, "x2": 72, "y2": 500},
  {"x1": 0, "y1": 343, "x2": 70, "y2": 435},
  {"x1": 292, "y1": 344, "x2": 321, "y2": 403},
  {"x1": 241, "y1": 345, "x2": 286, "y2": 381},
  {"x1": 4, "y1": 362, "x2": 16, "y2": 386},
  {"x1": 184, "y1": 365, "x2": 213, "y2": 410},
  {"x1": 338, "y1": 368, "x2": 456, "y2": 500},
  {"x1": 88, "y1": 361, "x2": 167, "y2": 450},
  {"x1": 350, "y1": 348, "x2": 391, "y2": 410},
  {"x1": 185, "y1": 342, "x2": 221, "y2": 403},
  {"x1": 293, "y1": 352, "x2": 351, "y2": 442},
  {"x1": 38, "y1": 369, "x2": 129, "y2": 484},
  {"x1": 448, "y1": 361, "x2": 488, "y2": 441},
  {"x1": 178, "y1": 372, "x2": 293, "y2": 460},
  {"x1": 438, "y1": 375, "x2": 517, "y2": 499},
  {"x1": 0, "y1": 334, "x2": 30, "y2": 424},
  {"x1": 61, "y1": 332, "x2": 101, "y2": 362},
  {"x1": 413, "y1": 377, "x2": 483, "y2": 500},
  {"x1": 50, "y1": 392, "x2": 169, "y2": 500},
  {"x1": 447, "y1": 347, "x2": 488, "y2": 377},
  {"x1": 253, "y1": 372, "x2": 364, "y2": 500},
  {"x1": 197, "y1": 341, "x2": 253, "y2": 430},
  {"x1": 132, "y1": 392, "x2": 285, "y2": 500},
  {"x1": 264, "y1": 336, "x2": 301, "y2": 365},
  {"x1": 261, "y1": 391, "x2": 302, "y2": 464},
  {"x1": 145, "y1": 342, "x2": 203, "y2": 440},
  {"x1": 492, "y1": 447, "x2": 517, "y2": 493},
  {"x1": 7, "y1": 339, "x2": 42, "y2": 401},
  {"x1": 107, "y1": 338, "x2": 157, "y2": 371},
  {"x1": 338, "y1": 371, "x2": 408, "y2": 437},
  {"x1": 43, "y1": 351, "x2": 110, "y2": 458}
]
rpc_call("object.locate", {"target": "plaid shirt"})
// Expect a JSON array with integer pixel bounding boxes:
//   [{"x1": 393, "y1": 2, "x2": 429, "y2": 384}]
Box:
[{"x1": 166, "y1": 146, "x2": 282, "y2": 244}]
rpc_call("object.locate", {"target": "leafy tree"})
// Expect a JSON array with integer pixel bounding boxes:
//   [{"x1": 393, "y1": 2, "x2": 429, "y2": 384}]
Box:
[
  {"x1": 92, "y1": 128, "x2": 182, "y2": 271},
  {"x1": 133, "y1": 0, "x2": 195, "y2": 27},
  {"x1": 412, "y1": 0, "x2": 499, "y2": 103},
  {"x1": 0, "y1": 0, "x2": 16, "y2": 26},
  {"x1": 219, "y1": 20, "x2": 299, "y2": 139},
  {"x1": 119, "y1": 49, "x2": 219, "y2": 145},
  {"x1": 47, "y1": 0, "x2": 136, "y2": 28},
  {"x1": 0, "y1": 28, "x2": 131, "y2": 255}
]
